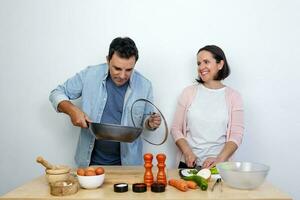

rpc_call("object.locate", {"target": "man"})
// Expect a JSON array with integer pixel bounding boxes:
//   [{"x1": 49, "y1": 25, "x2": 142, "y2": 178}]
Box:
[{"x1": 49, "y1": 37, "x2": 161, "y2": 167}]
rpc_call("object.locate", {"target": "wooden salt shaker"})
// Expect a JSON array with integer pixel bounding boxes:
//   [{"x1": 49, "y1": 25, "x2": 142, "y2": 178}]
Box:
[
  {"x1": 144, "y1": 153, "x2": 154, "y2": 187},
  {"x1": 156, "y1": 153, "x2": 167, "y2": 185}
]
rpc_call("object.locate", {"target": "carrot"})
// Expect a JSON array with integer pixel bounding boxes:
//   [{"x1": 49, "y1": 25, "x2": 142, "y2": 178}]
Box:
[
  {"x1": 186, "y1": 180, "x2": 198, "y2": 189},
  {"x1": 168, "y1": 179, "x2": 188, "y2": 192}
]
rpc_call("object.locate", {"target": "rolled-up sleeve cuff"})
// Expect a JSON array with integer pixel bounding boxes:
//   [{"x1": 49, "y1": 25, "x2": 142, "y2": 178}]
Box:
[
  {"x1": 49, "y1": 93, "x2": 69, "y2": 113},
  {"x1": 171, "y1": 131, "x2": 185, "y2": 142},
  {"x1": 228, "y1": 137, "x2": 242, "y2": 147}
]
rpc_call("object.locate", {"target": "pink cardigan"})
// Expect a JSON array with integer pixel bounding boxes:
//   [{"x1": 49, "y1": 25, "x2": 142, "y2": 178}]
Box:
[{"x1": 171, "y1": 84, "x2": 244, "y2": 165}]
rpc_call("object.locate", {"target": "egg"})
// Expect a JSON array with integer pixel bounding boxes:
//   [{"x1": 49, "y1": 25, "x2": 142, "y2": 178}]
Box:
[
  {"x1": 95, "y1": 167, "x2": 105, "y2": 175},
  {"x1": 86, "y1": 167, "x2": 95, "y2": 172},
  {"x1": 77, "y1": 168, "x2": 85, "y2": 176},
  {"x1": 85, "y1": 170, "x2": 96, "y2": 176}
]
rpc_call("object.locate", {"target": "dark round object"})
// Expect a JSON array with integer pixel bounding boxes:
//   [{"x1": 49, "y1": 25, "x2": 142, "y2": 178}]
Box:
[
  {"x1": 151, "y1": 182, "x2": 166, "y2": 193},
  {"x1": 90, "y1": 123, "x2": 142, "y2": 143},
  {"x1": 132, "y1": 183, "x2": 147, "y2": 193},
  {"x1": 114, "y1": 183, "x2": 128, "y2": 193}
]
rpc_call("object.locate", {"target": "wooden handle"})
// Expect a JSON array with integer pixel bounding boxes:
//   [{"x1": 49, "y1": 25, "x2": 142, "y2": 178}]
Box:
[{"x1": 36, "y1": 156, "x2": 55, "y2": 169}]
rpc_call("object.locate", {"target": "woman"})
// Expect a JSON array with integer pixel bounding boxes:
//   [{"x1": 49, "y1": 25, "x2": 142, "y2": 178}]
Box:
[{"x1": 171, "y1": 45, "x2": 244, "y2": 169}]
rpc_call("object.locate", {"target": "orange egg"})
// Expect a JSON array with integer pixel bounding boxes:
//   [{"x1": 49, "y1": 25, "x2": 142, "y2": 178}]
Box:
[
  {"x1": 85, "y1": 170, "x2": 96, "y2": 176},
  {"x1": 77, "y1": 168, "x2": 85, "y2": 176},
  {"x1": 86, "y1": 167, "x2": 95, "y2": 171},
  {"x1": 95, "y1": 167, "x2": 105, "y2": 175}
]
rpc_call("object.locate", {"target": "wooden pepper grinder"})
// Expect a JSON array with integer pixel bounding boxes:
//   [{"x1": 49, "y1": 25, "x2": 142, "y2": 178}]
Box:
[
  {"x1": 144, "y1": 153, "x2": 154, "y2": 187},
  {"x1": 156, "y1": 153, "x2": 167, "y2": 185}
]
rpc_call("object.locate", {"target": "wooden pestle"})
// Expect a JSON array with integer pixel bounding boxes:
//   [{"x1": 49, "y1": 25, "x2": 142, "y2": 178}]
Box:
[{"x1": 36, "y1": 156, "x2": 56, "y2": 170}]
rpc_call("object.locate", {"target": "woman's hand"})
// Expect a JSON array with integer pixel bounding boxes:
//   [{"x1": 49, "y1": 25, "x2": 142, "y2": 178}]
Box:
[
  {"x1": 202, "y1": 157, "x2": 223, "y2": 169},
  {"x1": 175, "y1": 138, "x2": 197, "y2": 167},
  {"x1": 183, "y1": 150, "x2": 197, "y2": 168},
  {"x1": 202, "y1": 141, "x2": 239, "y2": 168}
]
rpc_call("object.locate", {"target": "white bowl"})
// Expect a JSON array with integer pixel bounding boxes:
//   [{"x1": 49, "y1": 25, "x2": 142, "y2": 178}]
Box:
[
  {"x1": 216, "y1": 162, "x2": 269, "y2": 190},
  {"x1": 77, "y1": 174, "x2": 105, "y2": 189}
]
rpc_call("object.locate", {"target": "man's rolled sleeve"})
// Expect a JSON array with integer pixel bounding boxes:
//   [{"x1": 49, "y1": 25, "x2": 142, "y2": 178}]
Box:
[
  {"x1": 49, "y1": 67, "x2": 87, "y2": 112},
  {"x1": 49, "y1": 88, "x2": 70, "y2": 112}
]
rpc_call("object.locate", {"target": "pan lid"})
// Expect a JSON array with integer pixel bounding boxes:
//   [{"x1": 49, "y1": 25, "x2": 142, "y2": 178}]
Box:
[{"x1": 130, "y1": 99, "x2": 168, "y2": 145}]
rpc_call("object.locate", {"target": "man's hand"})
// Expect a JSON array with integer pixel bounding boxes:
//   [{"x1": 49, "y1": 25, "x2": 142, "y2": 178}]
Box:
[
  {"x1": 58, "y1": 100, "x2": 92, "y2": 128},
  {"x1": 68, "y1": 106, "x2": 92, "y2": 128},
  {"x1": 146, "y1": 113, "x2": 161, "y2": 129}
]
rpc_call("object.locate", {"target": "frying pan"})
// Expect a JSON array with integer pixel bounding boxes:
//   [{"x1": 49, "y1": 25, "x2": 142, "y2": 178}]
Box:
[
  {"x1": 89, "y1": 123, "x2": 143, "y2": 143},
  {"x1": 89, "y1": 99, "x2": 168, "y2": 145}
]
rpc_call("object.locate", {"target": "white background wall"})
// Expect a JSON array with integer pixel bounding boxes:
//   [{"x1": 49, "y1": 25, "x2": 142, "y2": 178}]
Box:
[{"x1": 0, "y1": 0, "x2": 299, "y2": 199}]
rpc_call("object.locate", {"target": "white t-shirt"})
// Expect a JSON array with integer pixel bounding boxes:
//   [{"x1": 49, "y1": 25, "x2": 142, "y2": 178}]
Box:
[{"x1": 185, "y1": 84, "x2": 228, "y2": 166}]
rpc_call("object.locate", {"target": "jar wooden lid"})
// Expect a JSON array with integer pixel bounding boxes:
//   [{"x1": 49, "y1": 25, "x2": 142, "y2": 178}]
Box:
[
  {"x1": 151, "y1": 182, "x2": 166, "y2": 193},
  {"x1": 132, "y1": 183, "x2": 147, "y2": 193},
  {"x1": 114, "y1": 183, "x2": 128, "y2": 193}
]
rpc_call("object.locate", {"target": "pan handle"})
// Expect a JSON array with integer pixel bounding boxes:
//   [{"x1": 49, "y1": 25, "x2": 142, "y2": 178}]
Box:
[{"x1": 130, "y1": 98, "x2": 168, "y2": 145}]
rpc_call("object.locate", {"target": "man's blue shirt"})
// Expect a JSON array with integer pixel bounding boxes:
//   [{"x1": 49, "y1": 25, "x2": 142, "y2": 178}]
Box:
[
  {"x1": 90, "y1": 75, "x2": 128, "y2": 165},
  {"x1": 49, "y1": 63, "x2": 153, "y2": 167}
]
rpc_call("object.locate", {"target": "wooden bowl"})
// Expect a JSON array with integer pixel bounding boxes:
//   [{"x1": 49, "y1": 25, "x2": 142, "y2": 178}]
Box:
[
  {"x1": 46, "y1": 165, "x2": 70, "y2": 174},
  {"x1": 50, "y1": 176, "x2": 79, "y2": 196},
  {"x1": 45, "y1": 165, "x2": 71, "y2": 184}
]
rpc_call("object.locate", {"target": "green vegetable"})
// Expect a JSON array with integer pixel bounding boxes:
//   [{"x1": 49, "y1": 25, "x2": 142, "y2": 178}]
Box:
[
  {"x1": 179, "y1": 169, "x2": 199, "y2": 178},
  {"x1": 188, "y1": 169, "x2": 198, "y2": 175},
  {"x1": 182, "y1": 175, "x2": 208, "y2": 191},
  {"x1": 210, "y1": 167, "x2": 219, "y2": 174}
]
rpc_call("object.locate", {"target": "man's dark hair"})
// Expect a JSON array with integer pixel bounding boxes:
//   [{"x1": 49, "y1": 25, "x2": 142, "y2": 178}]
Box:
[
  {"x1": 196, "y1": 45, "x2": 230, "y2": 83},
  {"x1": 107, "y1": 37, "x2": 139, "y2": 62}
]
